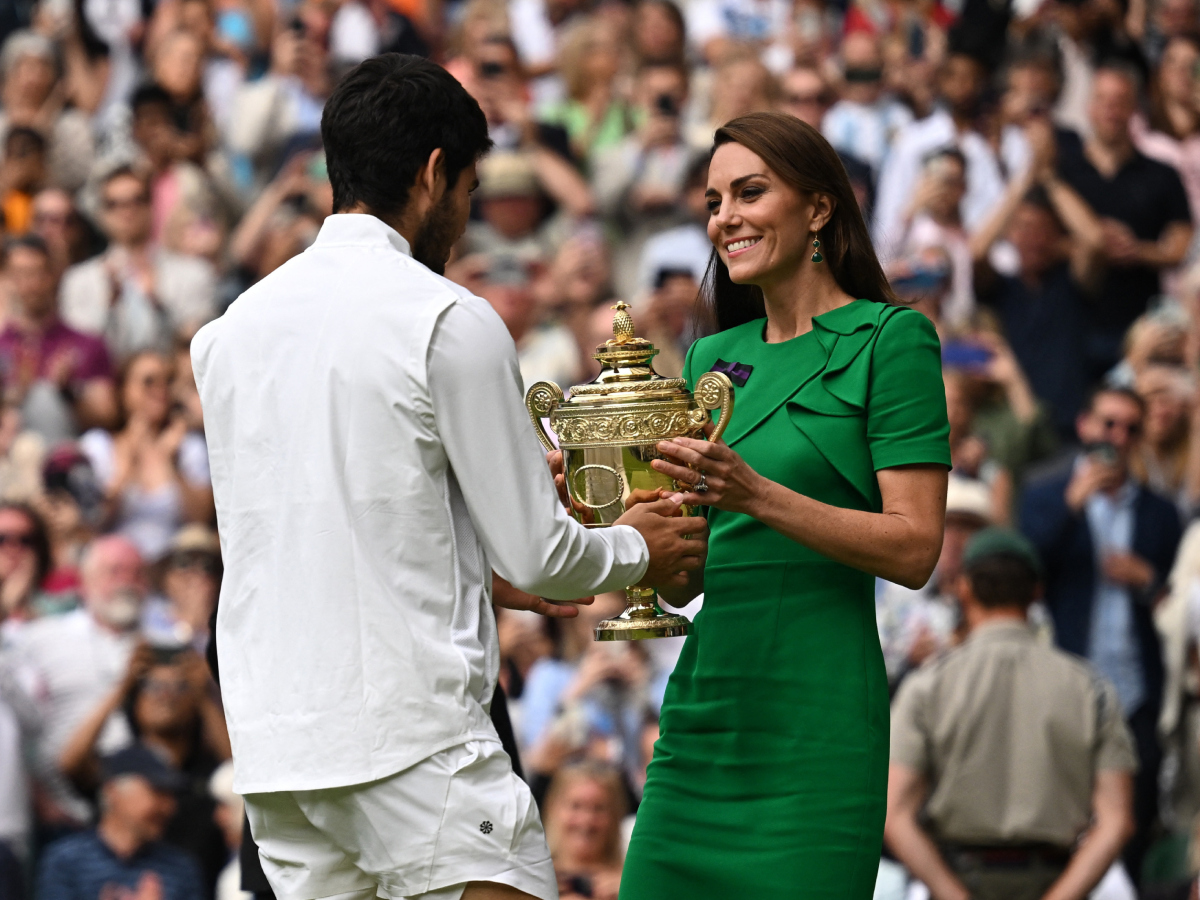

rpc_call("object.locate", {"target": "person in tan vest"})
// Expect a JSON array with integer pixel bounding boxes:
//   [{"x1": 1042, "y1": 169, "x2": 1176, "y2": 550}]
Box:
[{"x1": 886, "y1": 527, "x2": 1138, "y2": 900}]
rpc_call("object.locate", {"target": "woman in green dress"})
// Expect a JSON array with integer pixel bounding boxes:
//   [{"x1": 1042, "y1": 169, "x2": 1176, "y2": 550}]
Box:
[{"x1": 618, "y1": 112, "x2": 951, "y2": 898}]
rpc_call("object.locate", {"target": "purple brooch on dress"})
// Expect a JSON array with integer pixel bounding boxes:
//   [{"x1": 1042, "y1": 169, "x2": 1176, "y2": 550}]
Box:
[{"x1": 711, "y1": 358, "x2": 753, "y2": 387}]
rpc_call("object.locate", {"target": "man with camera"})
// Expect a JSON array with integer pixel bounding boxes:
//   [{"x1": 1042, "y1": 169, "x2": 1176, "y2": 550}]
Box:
[
  {"x1": 193, "y1": 54, "x2": 706, "y2": 900},
  {"x1": 1021, "y1": 385, "x2": 1183, "y2": 878}
]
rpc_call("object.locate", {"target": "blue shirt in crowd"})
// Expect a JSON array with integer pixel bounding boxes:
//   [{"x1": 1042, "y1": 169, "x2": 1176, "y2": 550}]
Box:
[
  {"x1": 1085, "y1": 477, "x2": 1145, "y2": 715},
  {"x1": 36, "y1": 831, "x2": 204, "y2": 900}
]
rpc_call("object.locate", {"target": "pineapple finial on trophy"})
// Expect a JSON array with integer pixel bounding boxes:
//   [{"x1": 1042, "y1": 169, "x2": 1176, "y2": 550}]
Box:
[{"x1": 611, "y1": 301, "x2": 636, "y2": 344}]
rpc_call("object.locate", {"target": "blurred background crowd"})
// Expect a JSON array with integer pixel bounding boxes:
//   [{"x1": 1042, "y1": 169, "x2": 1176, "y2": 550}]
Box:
[{"x1": 3, "y1": 0, "x2": 1200, "y2": 896}]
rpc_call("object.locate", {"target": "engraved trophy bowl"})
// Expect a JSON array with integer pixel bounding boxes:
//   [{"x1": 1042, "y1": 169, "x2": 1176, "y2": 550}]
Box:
[{"x1": 525, "y1": 302, "x2": 734, "y2": 640}]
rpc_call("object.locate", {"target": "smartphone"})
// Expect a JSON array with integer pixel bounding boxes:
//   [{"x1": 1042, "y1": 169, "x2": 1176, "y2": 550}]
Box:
[
  {"x1": 941, "y1": 342, "x2": 993, "y2": 369},
  {"x1": 1084, "y1": 441, "x2": 1119, "y2": 466}
]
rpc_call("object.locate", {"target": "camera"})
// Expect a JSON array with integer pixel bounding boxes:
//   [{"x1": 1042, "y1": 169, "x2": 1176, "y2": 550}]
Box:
[{"x1": 654, "y1": 93, "x2": 678, "y2": 116}]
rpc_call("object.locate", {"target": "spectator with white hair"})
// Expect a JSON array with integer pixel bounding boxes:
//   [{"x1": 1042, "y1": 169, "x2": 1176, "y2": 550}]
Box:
[{"x1": 8, "y1": 536, "x2": 145, "y2": 772}]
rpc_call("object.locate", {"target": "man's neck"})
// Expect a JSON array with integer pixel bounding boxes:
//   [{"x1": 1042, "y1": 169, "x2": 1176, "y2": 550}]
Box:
[
  {"x1": 965, "y1": 606, "x2": 1026, "y2": 633},
  {"x1": 97, "y1": 817, "x2": 143, "y2": 860},
  {"x1": 16, "y1": 307, "x2": 56, "y2": 333},
  {"x1": 1085, "y1": 134, "x2": 1135, "y2": 177}
]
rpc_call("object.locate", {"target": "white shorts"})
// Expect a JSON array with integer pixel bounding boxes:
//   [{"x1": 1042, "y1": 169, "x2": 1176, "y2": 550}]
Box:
[{"x1": 243, "y1": 740, "x2": 557, "y2": 900}]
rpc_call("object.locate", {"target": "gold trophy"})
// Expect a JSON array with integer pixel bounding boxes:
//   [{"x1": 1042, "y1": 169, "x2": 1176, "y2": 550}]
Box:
[{"x1": 525, "y1": 302, "x2": 734, "y2": 640}]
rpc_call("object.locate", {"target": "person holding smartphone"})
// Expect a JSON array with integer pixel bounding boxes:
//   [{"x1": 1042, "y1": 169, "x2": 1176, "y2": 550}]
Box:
[{"x1": 1021, "y1": 386, "x2": 1184, "y2": 879}]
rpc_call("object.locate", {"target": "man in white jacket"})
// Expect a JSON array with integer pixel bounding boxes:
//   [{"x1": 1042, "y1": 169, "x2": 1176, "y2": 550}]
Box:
[{"x1": 191, "y1": 54, "x2": 706, "y2": 900}]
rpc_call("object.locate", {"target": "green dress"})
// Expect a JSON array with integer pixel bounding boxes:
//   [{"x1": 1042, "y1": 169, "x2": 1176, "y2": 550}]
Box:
[{"x1": 620, "y1": 300, "x2": 951, "y2": 899}]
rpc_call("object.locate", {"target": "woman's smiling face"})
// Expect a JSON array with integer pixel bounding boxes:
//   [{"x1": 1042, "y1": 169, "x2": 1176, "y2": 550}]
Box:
[{"x1": 705, "y1": 142, "x2": 825, "y2": 288}]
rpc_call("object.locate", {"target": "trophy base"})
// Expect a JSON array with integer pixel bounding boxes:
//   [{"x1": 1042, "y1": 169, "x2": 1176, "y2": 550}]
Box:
[{"x1": 595, "y1": 587, "x2": 690, "y2": 641}]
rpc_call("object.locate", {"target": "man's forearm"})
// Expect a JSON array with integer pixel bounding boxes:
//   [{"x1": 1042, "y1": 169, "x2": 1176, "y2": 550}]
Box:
[
  {"x1": 1040, "y1": 822, "x2": 1126, "y2": 900},
  {"x1": 885, "y1": 816, "x2": 970, "y2": 900}
]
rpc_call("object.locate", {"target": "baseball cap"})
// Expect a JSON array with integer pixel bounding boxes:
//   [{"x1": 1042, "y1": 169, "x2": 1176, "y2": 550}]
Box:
[
  {"x1": 962, "y1": 527, "x2": 1042, "y2": 577},
  {"x1": 101, "y1": 743, "x2": 188, "y2": 793}
]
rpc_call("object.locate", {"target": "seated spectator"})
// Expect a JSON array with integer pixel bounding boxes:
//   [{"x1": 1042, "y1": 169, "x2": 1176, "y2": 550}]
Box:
[
  {"x1": 1132, "y1": 364, "x2": 1200, "y2": 517},
  {"x1": 892, "y1": 148, "x2": 974, "y2": 329},
  {"x1": 776, "y1": 65, "x2": 875, "y2": 217},
  {"x1": 60, "y1": 166, "x2": 217, "y2": 361},
  {"x1": 460, "y1": 33, "x2": 594, "y2": 216},
  {"x1": 874, "y1": 50, "x2": 1007, "y2": 258},
  {"x1": 876, "y1": 476, "x2": 992, "y2": 689},
  {"x1": 633, "y1": 153, "x2": 710, "y2": 300},
  {"x1": 35, "y1": 744, "x2": 204, "y2": 900},
  {"x1": 1134, "y1": 37, "x2": 1200, "y2": 228},
  {"x1": 226, "y1": 151, "x2": 331, "y2": 284},
  {"x1": 886, "y1": 528, "x2": 1137, "y2": 900},
  {"x1": 126, "y1": 84, "x2": 224, "y2": 260},
  {"x1": 1056, "y1": 64, "x2": 1193, "y2": 379},
  {"x1": 0, "y1": 31, "x2": 94, "y2": 192},
  {"x1": 0, "y1": 502, "x2": 54, "y2": 626},
  {"x1": 29, "y1": 189, "x2": 103, "y2": 277},
  {"x1": 823, "y1": 32, "x2": 913, "y2": 175},
  {"x1": 521, "y1": 593, "x2": 656, "y2": 788},
  {"x1": 59, "y1": 646, "x2": 230, "y2": 896},
  {"x1": 543, "y1": 761, "x2": 627, "y2": 900},
  {"x1": 38, "y1": 444, "x2": 105, "y2": 600},
  {"x1": 0, "y1": 236, "x2": 117, "y2": 444},
  {"x1": 463, "y1": 151, "x2": 567, "y2": 264},
  {"x1": 634, "y1": 267, "x2": 697, "y2": 377},
  {"x1": 81, "y1": 350, "x2": 213, "y2": 563},
  {"x1": 971, "y1": 118, "x2": 1103, "y2": 440},
  {"x1": 227, "y1": 22, "x2": 330, "y2": 189},
  {"x1": 144, "y1": 525, "x2": 221, "y2": 654},
  {"x1": 0, "y1": 127, "x2": 47, "y2": 236},
  {"x1": 689, "y1": 53, "x2": 777, "y2": 150},
  {"x1": 632, "y1": 0, "x2": 686, "y2": 67},
  {"x1": 8, "y1": 536, "x2": 146, "y2": 823},
  {"x1": 1021, "y1": 386, "x2": 1184, "y2": 876},
  {"x1": 593, "y1": 62, "x2": 696, "y2": 269},
  {"x1": 540, "y1": 18, "x2": 631, "y2": 168}
]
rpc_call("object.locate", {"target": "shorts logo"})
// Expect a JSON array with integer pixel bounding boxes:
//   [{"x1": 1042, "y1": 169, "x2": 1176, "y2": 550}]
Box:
[{"x1": 480, "y1": 821, "x2": 493, "y2": 835}]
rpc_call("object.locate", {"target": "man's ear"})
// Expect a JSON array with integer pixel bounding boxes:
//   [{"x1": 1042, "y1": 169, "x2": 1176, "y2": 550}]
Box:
[{"x1": 419, "y1": 148, "x2": 448, "y2": 204}]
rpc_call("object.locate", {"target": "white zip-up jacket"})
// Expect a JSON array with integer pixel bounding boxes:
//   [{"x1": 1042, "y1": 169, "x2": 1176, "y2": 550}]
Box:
[{"x1": 192, "y1": 214, "x2": 648, "y2": 794}]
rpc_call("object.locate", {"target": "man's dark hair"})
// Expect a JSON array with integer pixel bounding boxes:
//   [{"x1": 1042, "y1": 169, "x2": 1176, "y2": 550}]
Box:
[
  {"x1": 321, "y1": 54, "x2": 492, "y2": 219},
  {"x1": 130, "y1": 83, "x2": 173, "y2": 117},
  {"x1": 5, "y1": 233, "x2": 51, "y2": 262},
  {"x1": 100, "y1": 164, "x2": 150, "y2": 196},
  {"x1": 1083, "y1": 384, "x2": 1146, "y2": 417},
  {"x1": 965, "y1": 554, "x2": 1040, "y2": 609}
]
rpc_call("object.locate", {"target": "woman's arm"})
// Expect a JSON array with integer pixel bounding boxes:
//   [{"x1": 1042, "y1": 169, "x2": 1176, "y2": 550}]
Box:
[{"x1": 653, "y1": 435, "x2": 946, "y2": 589}]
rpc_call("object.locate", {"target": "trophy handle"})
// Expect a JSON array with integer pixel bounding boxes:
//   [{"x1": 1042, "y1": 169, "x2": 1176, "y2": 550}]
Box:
[
  {"x1": 693, "y1": 371, "x2": 735, "y2": 444},
  {"x1": 524, "y1": 381, "x2": 565, "y2": 453}
]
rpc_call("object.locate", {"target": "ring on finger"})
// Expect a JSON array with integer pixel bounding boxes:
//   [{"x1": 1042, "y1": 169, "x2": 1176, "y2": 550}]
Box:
[{"x1": 695, "y1": 471, "x2": 709, "y2": 494}]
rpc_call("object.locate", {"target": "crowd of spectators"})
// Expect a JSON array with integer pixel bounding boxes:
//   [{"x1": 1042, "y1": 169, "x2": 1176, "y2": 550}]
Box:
[{"x1": 4, "y1": 0, "x2": 1200, "y2": 897}]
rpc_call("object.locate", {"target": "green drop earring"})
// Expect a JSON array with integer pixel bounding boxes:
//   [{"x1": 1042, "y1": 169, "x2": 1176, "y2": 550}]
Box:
[{"x1": 811, "y1": 238, "x2": 823, "y2": 263}]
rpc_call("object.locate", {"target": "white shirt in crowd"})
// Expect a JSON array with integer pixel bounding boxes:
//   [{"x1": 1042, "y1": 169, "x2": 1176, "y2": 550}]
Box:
[
  {"x1": 7, "y1": 608, "x2": 134, "y2": 763},
  {"x1": 873, "y1": 108, "x2": 1019, "y2": 259},
  {"x1": 192, "y1": 214, "x2": 649, "y2": 794}
]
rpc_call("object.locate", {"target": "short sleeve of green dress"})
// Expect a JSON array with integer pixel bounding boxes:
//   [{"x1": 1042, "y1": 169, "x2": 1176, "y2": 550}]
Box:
[{"x1": 620, "y1": 300, "x2": 950, "y2": 900}]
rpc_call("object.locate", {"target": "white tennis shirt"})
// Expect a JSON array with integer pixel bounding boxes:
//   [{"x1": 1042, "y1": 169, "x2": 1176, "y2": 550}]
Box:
[{"x1": 192, "y1": 215, "x2": 648, "y2": 794}]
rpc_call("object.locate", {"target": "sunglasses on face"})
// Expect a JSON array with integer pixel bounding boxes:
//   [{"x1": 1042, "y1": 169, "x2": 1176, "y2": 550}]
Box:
[
  {"x1": 0, "y1": 532, "x2": 35, "y2": 548},
  {"x1": 102, "y1": 194, "x2": 149, "y2": 211},
  {"x1": 142, "y1": 678, "x2": 190, "y2": 696},
  {"x1": 1102, "y1": 417, "x2": 1142, "y2": 436}
]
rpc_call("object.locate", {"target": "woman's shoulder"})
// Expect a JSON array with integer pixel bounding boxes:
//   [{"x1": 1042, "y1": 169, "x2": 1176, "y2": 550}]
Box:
[{"x1": 688, "y1": 319, "x2": 764, "y2": 359}]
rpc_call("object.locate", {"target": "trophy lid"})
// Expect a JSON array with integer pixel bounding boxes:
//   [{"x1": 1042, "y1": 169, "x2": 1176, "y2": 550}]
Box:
[{"x1": 566, "y1": 302, "x2": 687, "y2": 402}]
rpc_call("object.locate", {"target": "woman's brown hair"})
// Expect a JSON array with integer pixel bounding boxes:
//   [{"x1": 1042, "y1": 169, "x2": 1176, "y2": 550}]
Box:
[{"x1": 697, "y1": 111, "x2": 896, "y2": 334}]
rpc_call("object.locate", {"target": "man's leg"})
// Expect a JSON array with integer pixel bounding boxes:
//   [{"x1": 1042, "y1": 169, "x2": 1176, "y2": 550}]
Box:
[{"x1": 460, "y1": 884, "x2": 544, "y2": 900}]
